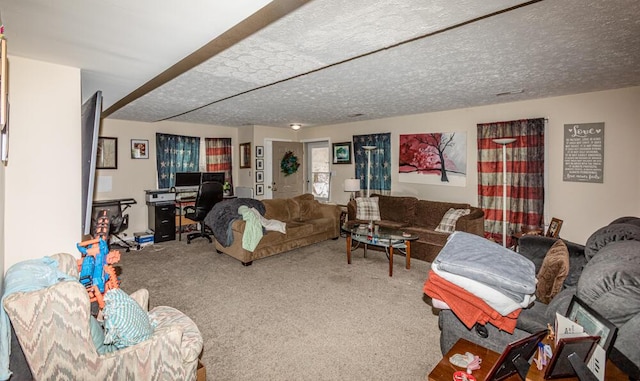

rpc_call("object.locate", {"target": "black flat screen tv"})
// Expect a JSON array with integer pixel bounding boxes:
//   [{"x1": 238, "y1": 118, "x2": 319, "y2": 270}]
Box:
[{"x1": 81, "y1": 90, "x2": 102, "y2": 236}]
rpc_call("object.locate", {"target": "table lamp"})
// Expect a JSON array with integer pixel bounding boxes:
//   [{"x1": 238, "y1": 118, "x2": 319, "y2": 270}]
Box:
[{"x1": 344, "y1": 178, "x2": 361, "y2": 200}]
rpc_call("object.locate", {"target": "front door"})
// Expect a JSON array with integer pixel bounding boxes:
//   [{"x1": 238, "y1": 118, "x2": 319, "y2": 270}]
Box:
[{"x1": 272, "y1": 141, "x2": 303, "y2": 199}]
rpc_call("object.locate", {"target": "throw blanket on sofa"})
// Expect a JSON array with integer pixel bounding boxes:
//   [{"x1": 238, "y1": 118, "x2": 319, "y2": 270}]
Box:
[
  {"x1": 204, "y1": 198, "x2": 265, "y2": 247},
  {"x1": 239, "y1": 206, "x2": 263, "y2": 252}
]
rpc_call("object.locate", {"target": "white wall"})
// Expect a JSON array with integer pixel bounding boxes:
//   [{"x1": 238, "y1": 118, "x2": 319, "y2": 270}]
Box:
[
  {"x1": 300, "y1": 86, "x2": 640, "y2": 245},
  {"x1": 4, "y1": 56, "x2": 82, "y2": 270},
  {"x1": 98, "y1": 118, "x2": 238, "y2": 234}
]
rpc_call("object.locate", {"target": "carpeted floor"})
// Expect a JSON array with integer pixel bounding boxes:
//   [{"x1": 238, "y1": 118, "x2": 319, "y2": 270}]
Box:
[{"x1": 118, "y1": 237, "x2": 442, "y2": 380}]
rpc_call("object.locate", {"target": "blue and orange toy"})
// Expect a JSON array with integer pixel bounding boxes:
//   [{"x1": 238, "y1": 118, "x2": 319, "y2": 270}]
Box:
[{"x1": 76, "y1": 210, "x2": 121, "y2": 308}]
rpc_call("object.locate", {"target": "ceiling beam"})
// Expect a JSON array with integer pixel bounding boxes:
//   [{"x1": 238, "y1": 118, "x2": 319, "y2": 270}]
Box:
[{"x1": 103, "y1": 0, "x2": 312, "y2": 118}]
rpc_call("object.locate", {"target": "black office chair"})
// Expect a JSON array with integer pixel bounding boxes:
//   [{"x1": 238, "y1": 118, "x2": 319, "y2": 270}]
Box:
[
  {"x1": 184, "y1": 181, "x2": 224, "y2": 244},
  {"x1": 91, "y1": 199, "x2": 137, "y2": 252}
]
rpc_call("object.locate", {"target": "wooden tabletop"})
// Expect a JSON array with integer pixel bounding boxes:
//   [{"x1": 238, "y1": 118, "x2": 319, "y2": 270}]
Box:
[{"x1": 427, "y1": 338, "x2": 626, "y2": 381}]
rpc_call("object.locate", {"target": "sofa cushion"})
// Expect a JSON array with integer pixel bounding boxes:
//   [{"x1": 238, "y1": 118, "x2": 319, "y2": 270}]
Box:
[
  {"x1": 89, "y1": 316, "x2": 117, "y2": 354},
  {"x1": 297, "y1": 199, "x2": 324, "y2": 221},
  {"x1": 371, "y1": 193, "x2": 417, "y2": 223},
  {"x1": 103, "y1": 288, "x2": 154, "y2": 349},
  {"x1": 263, "y1": 199, "x2": 293, "y2": 221},
  {"x1": 415, "y1": 200, "x2": 471, "y2": 228},
  {"x1": 577, "y1": 240, "x2": 640, "y2": 326},
  {"x1": 355, "y1": 197, "x2": 381, "y2": 221},
  {"x1": 376, "y1": 220, "x2": 409, "y2": 229},
  {"x1": 584, "y1": 223, "x2": 640, "y2": 261},
  {"x1": 435, "y1": 208, "x2": 471, "y2": 233},
  {"x1": 535, "y1": 239, "x2": 570, "y2": 304}
]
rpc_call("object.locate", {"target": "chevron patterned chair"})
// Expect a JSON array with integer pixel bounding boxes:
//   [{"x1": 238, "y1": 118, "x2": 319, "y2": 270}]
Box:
[{"x1": 3, "y1": 253, "x2": 203, "y2": 380}]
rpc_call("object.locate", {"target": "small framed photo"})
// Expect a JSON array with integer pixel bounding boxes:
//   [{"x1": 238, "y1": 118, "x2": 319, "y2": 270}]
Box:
[
  {"x1": 130, "y1": 139, "x2": 149, "y2": 159},
  {"x1": 96, "y1": 137, "x2": 117, "y2": 169},
  {"x1": 256, "y1": 158, "x2": 264, "y2": 170},
  {"x1": 566, "y1": 295, "x2": 618, "y2": 354},
  {"x1": 544, "y1": 336, "x2": 600, "y2": 379},
  {"x1": 546, "y1": 217, "x2": 563, "y2": 238},
  {"x1": 256, "y1": 183, "x2": 264, "y2": 195},
  {"x1": 332, "y1": 142, "x2": 352, "y2": 164},
  {"x1": 255, "y1": 171, "x2": 264, "y2": 183},
  {"x1": 256, "y1": 145, "x2": 264, "y2": 157}
]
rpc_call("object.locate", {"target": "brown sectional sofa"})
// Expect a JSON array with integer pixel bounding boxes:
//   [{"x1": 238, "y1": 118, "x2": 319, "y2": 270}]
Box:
[
  {"x1": 347, "y1": 194, "x2": 484, "y2": 262},
  {"x1": 215, "y1": 194, "x2": 341, "y2": 265}
]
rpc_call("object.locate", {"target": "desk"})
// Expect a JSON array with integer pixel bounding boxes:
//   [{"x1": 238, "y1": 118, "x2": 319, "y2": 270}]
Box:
[
  {"x1": 175, "y1": 195, "x2": 237, "y2": 241},
  {"x1": 427, "y1": 338, "x2": 626, "y2": 381},
  {"x1": 175, "y1": 197, "x2": 196, "y2": 241}
]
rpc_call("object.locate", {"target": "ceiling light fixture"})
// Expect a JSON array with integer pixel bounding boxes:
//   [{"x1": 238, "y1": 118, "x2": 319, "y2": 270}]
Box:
[{"x1": 290, "y1": 123, "x2": 302, "y2": 130}]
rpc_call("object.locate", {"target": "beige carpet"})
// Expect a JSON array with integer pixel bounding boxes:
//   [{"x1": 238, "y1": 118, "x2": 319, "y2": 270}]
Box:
[{"x1": 118, "y1": 237, "x2": 442, "y2": 380}]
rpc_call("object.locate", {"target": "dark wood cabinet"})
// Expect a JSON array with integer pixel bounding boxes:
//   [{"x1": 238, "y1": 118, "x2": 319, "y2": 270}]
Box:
[{"x1": 147, "y1": 203, "x2": 176, "y2": 243}]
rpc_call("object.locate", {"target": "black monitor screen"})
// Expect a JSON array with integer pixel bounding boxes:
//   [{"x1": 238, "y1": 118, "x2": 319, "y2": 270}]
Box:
[
  {"x1": 175, "y1": 172, "x2": 201, "y2": 187},
  {"x1": 201, "y1": 172, "x2": 225, "y2": 184}
]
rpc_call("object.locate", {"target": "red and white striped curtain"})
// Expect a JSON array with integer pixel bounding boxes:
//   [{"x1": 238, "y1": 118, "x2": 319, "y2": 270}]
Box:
[
  {"x1": 205, "y1": 137, "x2": 233, "y2": 189},
  {"x1": 477, "y1": 118, "x2": 545, "y2": 246}
]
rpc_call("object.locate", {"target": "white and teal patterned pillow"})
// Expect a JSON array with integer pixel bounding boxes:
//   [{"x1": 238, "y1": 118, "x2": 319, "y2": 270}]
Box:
[
  {"x1": 103, "y1": 288, "x2": 154, "y2": 349},
  {"x1": 355, "y1": 197, "x2": 381, "y2": 221},
  {"x1": 435, "y1": 208, "x2": 471, "y2": 233}
]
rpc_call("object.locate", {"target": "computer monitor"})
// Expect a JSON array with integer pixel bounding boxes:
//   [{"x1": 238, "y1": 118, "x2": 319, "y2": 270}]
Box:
[
  {"x1": 201, "y1": 172, "x2": 225, "y2": 184},
  {"x1": 175, "y1": 172, "x2": 201, "y2": 187}
]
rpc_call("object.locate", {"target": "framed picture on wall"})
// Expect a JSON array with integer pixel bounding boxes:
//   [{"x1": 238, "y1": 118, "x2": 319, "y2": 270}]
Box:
[
  {"x1": 240, "y1": 142, "x2": 251, "y2": 168},
  {"x1": 256, "y1": 171, "x2": 264, "y2": 183},
  {"x1": 96, "y1": 137, "x2": 117, "y2": 169},
  {"x1": 256, "y1": 145, "x2": 264, "y2": 157},
  {"x1": 332, "y1": 142, "x2": 352, "y2": 164},
  {"x1": 256, "y1": 158, "x2": 264, "y2": 170},
  {"x1": 130, "y1": 139, "x2": 149, "y2": 159},
  {"x1": 256, "y1": 183, "x2": 264, "y2": 196}
]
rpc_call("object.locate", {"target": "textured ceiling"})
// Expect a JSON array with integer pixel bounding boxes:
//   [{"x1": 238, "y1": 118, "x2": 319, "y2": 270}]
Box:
[{"x1": 4, "y1": 0, "x2": 640, "y2": 128}]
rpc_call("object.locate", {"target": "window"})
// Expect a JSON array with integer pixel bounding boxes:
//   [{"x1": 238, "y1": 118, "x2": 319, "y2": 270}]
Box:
[{"x1": 306, "y1": 141, "x2": 330, "y2": 201}]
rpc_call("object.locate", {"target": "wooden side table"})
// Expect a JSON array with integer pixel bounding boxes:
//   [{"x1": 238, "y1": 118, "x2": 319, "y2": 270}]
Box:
[{"x1": 427, "y1": 338, "x2": 626, "y2": 381}]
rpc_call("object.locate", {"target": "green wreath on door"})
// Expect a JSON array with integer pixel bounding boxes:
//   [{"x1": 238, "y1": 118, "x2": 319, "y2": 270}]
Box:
[{"x1": 280, "y1": 151, "x2": 300, "y2": 176}]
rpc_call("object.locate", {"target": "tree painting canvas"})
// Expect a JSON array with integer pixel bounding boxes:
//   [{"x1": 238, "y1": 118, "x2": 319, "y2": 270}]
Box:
[{"x1": 398, "y1": 132, "x2": 467, "y2": 186}]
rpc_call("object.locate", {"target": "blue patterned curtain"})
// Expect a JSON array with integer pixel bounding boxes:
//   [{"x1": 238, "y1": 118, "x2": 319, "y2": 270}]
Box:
[
  {"x1": 353, "y1": 133, "x2": 391, "y2": 195},
  {"x1": 156, "y1": 133, "x2": 200, "y2": 188}
]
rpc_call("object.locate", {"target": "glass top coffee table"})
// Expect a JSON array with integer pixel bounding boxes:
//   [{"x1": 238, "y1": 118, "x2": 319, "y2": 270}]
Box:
[{"x1": 342, "y1": 224, "x2": 418, "y2": 277}]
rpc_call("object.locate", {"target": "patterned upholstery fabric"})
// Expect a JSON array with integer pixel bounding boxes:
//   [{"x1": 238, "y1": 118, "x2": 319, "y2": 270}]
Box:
[
  {"x1": 355, "y1": 197, "x2": 381, "y2": 221},
  {"x1": 435, "y1": 208, "x2": 471, "y2": 233},
  {"x1": 3, "y1": 253, "x2": 203, "y2": 380}
]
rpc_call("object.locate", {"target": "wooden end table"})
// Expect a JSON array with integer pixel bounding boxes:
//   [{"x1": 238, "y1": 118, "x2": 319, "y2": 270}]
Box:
[{"x1": 428, "y1": 338, "x2": 626, "y2": 381}]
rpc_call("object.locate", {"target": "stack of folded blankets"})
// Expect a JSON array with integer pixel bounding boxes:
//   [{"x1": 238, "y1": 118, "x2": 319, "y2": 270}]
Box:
[{"x1": 423, "y1": 232, "x2": 537, "y2": 333}]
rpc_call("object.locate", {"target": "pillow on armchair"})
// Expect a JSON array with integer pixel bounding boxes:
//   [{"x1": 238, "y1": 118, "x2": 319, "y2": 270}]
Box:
[
  {"x1": 535, "y1": 239, "x2": 570, "y2": 304},
  {"x1": 103, "y1": 288, "x2": 155, "y2": 349}
]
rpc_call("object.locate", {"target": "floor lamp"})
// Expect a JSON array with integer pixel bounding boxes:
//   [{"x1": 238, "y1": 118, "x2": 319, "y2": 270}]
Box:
[
  {"x1": 493, "y1": 138, "x2": 516, "y2": 247},
  {"x1": 363, "y1": 145, "x2": 376, "y2": 197}
]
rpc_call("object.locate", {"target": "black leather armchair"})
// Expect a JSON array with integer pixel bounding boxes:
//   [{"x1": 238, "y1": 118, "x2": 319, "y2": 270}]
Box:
[{"x1": 184, "y1": 181, "x2": 224, "y2": 243}]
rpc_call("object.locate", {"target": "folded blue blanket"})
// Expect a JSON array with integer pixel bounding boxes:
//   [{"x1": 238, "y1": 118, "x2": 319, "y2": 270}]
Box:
[{"x1": 433, "y1": 232, "x2": 536, "y2": 298}]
